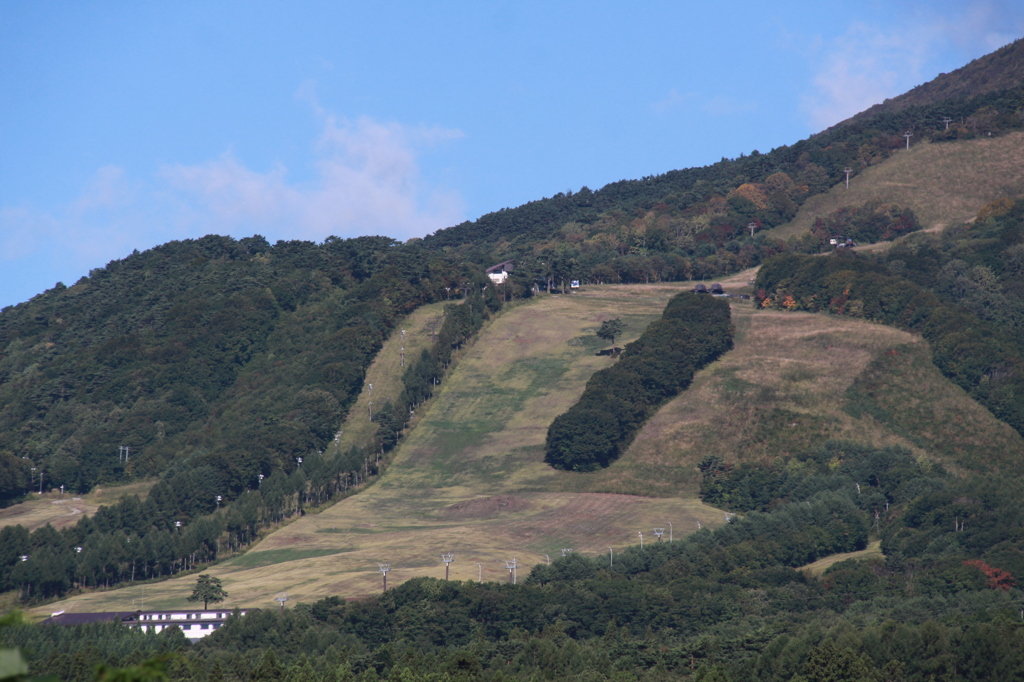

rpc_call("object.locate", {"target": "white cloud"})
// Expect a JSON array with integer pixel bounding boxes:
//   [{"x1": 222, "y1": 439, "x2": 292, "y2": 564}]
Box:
[
  {"x1": 802, "y1": 1, "x2": 1024, "y2": 131},
  {"x1": 1, "y1": 166, "x2": 147, "y2": 270},
  {"x1": 162, "y1": 116, "x2": 465, "y2": 241}
]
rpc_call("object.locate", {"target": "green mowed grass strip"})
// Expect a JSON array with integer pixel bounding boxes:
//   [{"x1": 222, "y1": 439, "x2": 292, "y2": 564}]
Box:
[{"x1": 223, "y1": 548, "x2": 353, "y2": 570}]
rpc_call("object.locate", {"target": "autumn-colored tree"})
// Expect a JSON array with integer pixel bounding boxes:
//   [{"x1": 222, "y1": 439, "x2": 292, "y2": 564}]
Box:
[{"x1": 963, "y1": 559, "x2": 1016, "y2": 591}]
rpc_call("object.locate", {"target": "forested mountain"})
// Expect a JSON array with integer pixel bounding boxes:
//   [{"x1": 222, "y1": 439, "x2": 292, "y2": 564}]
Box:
[{"x1": 3, "y1": 34, "x2": 1022, "y2": 509}]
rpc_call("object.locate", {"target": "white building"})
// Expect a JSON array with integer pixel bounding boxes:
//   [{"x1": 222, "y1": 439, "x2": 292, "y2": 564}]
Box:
[{"x1": 44, "y1": 608, "x2": 248, "y2": 641}]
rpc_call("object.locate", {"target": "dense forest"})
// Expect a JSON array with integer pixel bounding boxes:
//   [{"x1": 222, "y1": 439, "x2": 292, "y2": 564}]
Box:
[
  {"x1": 8, "y1": 441, "x2": 1024, "y2": 680},
  {"x1": 0, "y1": 235, "x2": 502, "y2": 506}
]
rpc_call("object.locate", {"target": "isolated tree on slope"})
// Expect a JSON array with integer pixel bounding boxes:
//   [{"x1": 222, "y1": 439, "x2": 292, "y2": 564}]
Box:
[
  {"x1": 188, "y1": 574, "x2": 228, "y2": 610},
  {"x1": 597, "y1": 318, "x2": 625, "y2": 346}
]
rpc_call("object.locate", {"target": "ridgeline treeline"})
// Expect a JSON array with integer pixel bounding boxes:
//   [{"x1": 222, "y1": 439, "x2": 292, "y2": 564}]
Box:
[
  {"x1": 422, "y1": 78, "x2": 1024, "y2": 289},
  {"x1": 545, "y1": 292, "x2": 732, "y2": 471},
  {"x1": 755, "y1": 197, "x2": 1024, "y2": 440},
  {"x1": 10, "y1": 441, "x2": 1024, "y2": 680}
]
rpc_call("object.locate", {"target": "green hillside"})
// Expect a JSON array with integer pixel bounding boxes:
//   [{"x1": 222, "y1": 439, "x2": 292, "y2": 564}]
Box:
[{"x1": 770, "y1": 131, "x2": 1024, "y2": 239}]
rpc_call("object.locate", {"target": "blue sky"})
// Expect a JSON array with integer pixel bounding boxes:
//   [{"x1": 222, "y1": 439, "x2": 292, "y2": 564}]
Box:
[{"x1": 2, "y1": 1, "x2": 1022, "y2": 309}]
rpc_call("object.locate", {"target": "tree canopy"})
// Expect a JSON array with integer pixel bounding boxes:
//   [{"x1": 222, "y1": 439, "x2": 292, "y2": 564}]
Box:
[
  {"x1": 596, "y1": 318, "x2": 624, "y2": 346},
  {"x1": 187, "y1": 574, "x2": 227, "y2": 610}
]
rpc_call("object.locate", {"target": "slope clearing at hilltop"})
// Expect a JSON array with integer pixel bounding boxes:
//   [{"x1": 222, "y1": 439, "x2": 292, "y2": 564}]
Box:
[{"x1": 770, "y1": 131, "x2": 1024, "y2": 239}]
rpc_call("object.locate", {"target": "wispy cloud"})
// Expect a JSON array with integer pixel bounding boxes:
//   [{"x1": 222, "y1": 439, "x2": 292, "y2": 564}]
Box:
[
  {"x1": 0, "y1": 111, "x2": 465, "y2": 307},
  {"x1": 163, "y1": 115, "x2": 465, "y2": 241},
  {"x1": 802, "y1": 1, "x2": 1024, "y2": 131}
]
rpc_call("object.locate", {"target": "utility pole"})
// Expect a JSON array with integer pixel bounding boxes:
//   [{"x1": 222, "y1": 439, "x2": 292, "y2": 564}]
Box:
[
  {"x1": 748, "y1": 222, "x2": 757, "y2": 238},
  {"x1": 477, "y1": 563, "x2": 482, "y2": 582},
  {"x1": 441, "y1": 553, "x2": 454, "y2": 580},
  {"x1": 654, "y1": 528, "x2": 665, "y2": 542},
  {"x1": 367, "y1": 383, "x2": 373, "y2": 420},
  {"x1": 942, "y1": 117, "x2": 952, "y2": 130},
  {"x1": 638, "y1": 531, "x2": 643, "y2": 550},
  {"x1": 275, "y1": 593, "x2": 288, "y2": 611},
  {"x1": 844, "y1": 168, "x2": 852, "y2": 189},
  {"x1": 609, "y1": 547, "x2": 613, "y2": 567},
  {"x1": 903, "y1": 131, "x2": 913, "y2": 150},
  {"x1": 378, "y1": 563, "x2": 390, "y2": 591},
  {"x1": 119, "y1": 446, "x2": 130, "y2": 464},
  {"x1": 560, "y1": 548, "x2": 573, "y2": 557},
  {"x1": 669, "y1": 522, "x2": 673, "y2": 543},
  {"x1": 400, "y1": 330, "x2": 405, "y2": 368}
]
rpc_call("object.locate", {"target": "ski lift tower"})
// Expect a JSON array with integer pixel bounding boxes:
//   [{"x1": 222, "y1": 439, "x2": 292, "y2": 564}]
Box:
[
  {"x1": 441, "y1": 553, "x2": 454, "y2": 580},
  {"x1": 505, "y1": 557, "x2": 518, "y2": 585}
]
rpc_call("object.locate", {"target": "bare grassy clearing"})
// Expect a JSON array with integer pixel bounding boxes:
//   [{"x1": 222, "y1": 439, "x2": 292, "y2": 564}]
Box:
[
  {"x1": 584, "y1": 297, "x2": 1024, "y2": 496},
  {"x1": 771, "y1": 132, "x2": 1024, "y2": 239},
  {"x1": 801, "y1": 540, "x2": 884, "y2": 576},
  {"x1": 0, "y1": 479, "x2": 156, "y2": 532},
  {"x1": 331, "y1": 301, "x2": 449, "y2": 455},
  {"x1": 30, "y1": 491, "x2": 714, "y2": 615}
]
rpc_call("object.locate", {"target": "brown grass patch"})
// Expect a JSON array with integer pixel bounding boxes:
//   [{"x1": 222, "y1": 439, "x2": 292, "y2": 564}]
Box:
[{"x1": 441, "y1": 495, "x2": 531, "y2": 520}]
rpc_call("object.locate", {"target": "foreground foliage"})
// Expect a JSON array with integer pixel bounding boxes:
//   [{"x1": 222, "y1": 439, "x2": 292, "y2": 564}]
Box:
[{"x1": 8, "y1": 443, "x2": 1024, "y2": 680}]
